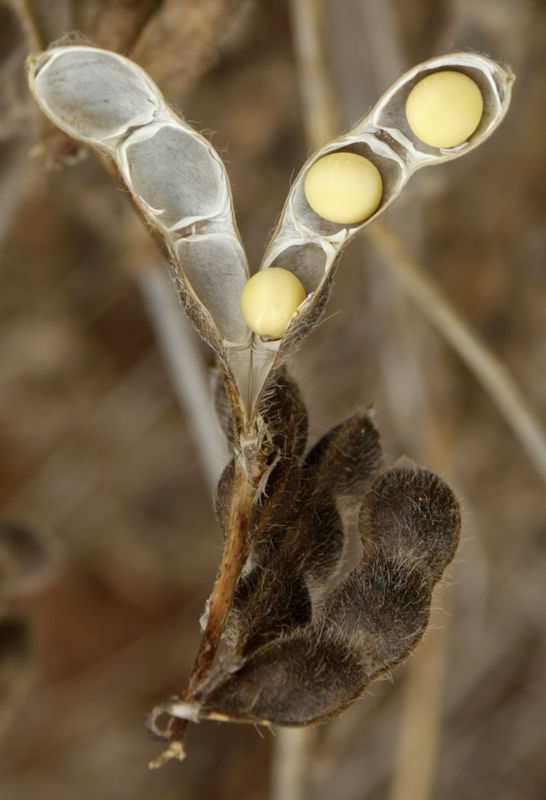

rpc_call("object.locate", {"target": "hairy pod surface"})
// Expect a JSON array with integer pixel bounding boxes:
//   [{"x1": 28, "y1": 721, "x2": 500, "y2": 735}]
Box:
[
  {"x1": 214, "y1": 369, "x2": 308, "y2": 549},
  {"x1": 183, "y1": 460, "x2": 460, "y2": 727},
  {"x1": 226, "y1": 410, "x2": 382, "y2": 655}
]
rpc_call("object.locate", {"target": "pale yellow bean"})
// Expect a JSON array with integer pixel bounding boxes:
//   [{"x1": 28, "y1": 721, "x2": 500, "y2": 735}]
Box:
[
  {"x1": 240, "y1": 268, "x2": 307, "y2": 338},
  {"x1": 405, "y1": 70, "x2": 483, "y2": 148},
  {"x1": 304, "y1": 152, "x2": 383, "y2": 225}
]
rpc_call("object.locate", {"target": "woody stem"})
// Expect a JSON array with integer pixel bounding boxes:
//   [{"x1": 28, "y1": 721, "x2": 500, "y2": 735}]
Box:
[{"x1": 165, "y1": 455, "x2": 255, "y2": 744}]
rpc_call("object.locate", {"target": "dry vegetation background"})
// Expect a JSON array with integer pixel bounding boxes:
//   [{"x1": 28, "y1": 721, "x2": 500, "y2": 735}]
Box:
[{"x1": 0, "y1": 1, "x2": 545, "y2": 798}]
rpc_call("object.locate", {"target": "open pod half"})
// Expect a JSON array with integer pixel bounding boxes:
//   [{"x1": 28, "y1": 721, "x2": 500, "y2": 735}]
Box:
[
  {"x1": 27, "y1": 45, "x2": 252, "y2": 430},
  {"x1": 250, "y1": 52, "x2": 514, "y2": 408}
]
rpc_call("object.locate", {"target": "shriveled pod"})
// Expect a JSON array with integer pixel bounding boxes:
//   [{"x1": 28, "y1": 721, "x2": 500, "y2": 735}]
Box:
[
  {"x1": 156, "y1": 463, "x2": 461, "y2": 728},
  {"x1": 27, "y1": 45, "x2": 252, "y2": 425},
  {"x1": 249, "y1": 53, "x2": 514, "y2": 407}
]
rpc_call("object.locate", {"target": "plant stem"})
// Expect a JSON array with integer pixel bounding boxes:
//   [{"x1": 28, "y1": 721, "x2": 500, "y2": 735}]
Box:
[
  {"x1": 154, "y1": 451, "x2": 256, "y2": 760},
  {"x1": 270, "y1": 727, "x2": 314, "y2": 800},
  {"x1": 388, "y1": 592, "x2": 451, "y2": 800},
  {"x1": 289, "y1": 0, "x2": 338, "y2": 150},
  {"x1": 187, "y1": 456, "x2": 255, "y2": 693}
]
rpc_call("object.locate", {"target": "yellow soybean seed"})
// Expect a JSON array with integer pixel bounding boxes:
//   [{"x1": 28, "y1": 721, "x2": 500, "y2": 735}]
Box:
[
  {"x1": 405, "y1": 70, "x2": 483, "y2": 148},
  {"x1": 240, "y1": 267, "x2": 307, "y2": 338},
  {"x1": 304, "y1": 152, "x2": 383, "y2": 225}
]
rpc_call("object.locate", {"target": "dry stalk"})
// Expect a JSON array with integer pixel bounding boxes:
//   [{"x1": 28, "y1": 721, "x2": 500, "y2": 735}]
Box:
[
  {"x1": 388, "y1": 593, "x2": 451, "y2": 800},
  {"x1": 137, "y1": 267, "x2": 227, "y2": 490},
  {"x1": 188, "y1": 458, "x2": 256, "y2": 692},
  {"x1": 270, "y1": 726, "x2": 315, "y2": 800},
  {"x1": 368, "y1": 222, "x2": 546, "y2": 484}
]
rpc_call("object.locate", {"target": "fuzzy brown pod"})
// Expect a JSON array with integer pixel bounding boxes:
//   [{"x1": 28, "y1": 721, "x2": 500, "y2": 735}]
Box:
[
  {"x1": 26, "y1": 46, "x2": 513, "y2": 427},
  {"x1": 225, "y1": 411, "x2": 382, "y2": 657},
  {"x1": 161, "y1": 453, "x2": 460, "y2": 728},
  {"x1": 215, "y1": 369, "x2": 308, "y2": 555}
]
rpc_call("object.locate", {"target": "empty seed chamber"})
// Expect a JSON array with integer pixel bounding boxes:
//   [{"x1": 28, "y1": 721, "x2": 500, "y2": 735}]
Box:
[{"x1": 28, "y1": 45, "x2": 252, "y2": 429}]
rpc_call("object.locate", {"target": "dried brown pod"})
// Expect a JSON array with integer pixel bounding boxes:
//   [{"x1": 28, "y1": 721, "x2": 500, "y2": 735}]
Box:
[
  {"x1": 232, "y1": 565, "x2": 313, "y2": 657},
  {"x1": 301, "y1": 411, "x2": 383, "y2": 514},
  {"x1": 164, "y1": 463, "x2": 460, "y2": 727},
  {"x1": 358, "y1": 463, "x2": 462, "y2": 580},
  {"x1": 273, "y1": 412, "x2": 383, "y2": 594},
  {"x1": 215, "y1": 369, "x2": 307, "y2": 552},
  {"x1": 223, "y1": 408, "x2": 379, "y2": 654}
]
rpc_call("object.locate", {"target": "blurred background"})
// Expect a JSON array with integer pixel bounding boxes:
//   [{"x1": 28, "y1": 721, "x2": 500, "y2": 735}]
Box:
[{"x1": 0, "y1": 1, "x2": 544, "y2": 798}]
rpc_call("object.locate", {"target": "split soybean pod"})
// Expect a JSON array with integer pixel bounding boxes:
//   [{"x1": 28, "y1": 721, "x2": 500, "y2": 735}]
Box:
[
  {"x1": 27, "y1": 48, "x2": 513, "y2": 420},
  {"x1": 242, "y1": 67, "x2": 496, "y2": 338}
]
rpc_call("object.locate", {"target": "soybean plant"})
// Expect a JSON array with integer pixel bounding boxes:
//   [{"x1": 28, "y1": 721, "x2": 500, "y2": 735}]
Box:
[{"x1": 27, "y1": 46, "x2": 513, "y2": 764}]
